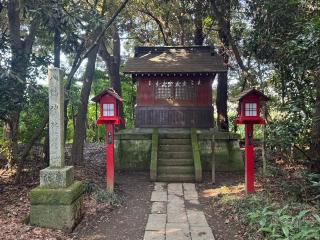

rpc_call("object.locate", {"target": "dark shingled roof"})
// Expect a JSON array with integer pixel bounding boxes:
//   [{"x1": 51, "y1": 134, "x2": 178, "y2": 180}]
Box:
[
  {"x1": 123, "y1": 46, "x2": 227, "y2": 74},
  {"x1": 91, "y1": 88, "x2": 122, "y2": 103}
]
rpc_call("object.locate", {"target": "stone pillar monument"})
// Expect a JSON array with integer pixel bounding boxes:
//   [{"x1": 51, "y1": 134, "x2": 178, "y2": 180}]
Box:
[{"x1": 29, "y1": 67, "x2": 83, "y2": 231}]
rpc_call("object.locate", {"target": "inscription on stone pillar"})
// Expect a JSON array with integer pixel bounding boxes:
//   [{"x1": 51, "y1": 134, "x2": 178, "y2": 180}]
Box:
[{"x1": 48, "y1": 67, "x2": 65, "y2": 168}]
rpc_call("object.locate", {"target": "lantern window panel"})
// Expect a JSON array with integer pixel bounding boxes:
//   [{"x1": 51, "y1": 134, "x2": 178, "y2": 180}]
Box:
[
  {"x1": 245, "y1": 103, "x2": 257, "y2": 116},
  {"x1": 103, "y1": 103, "x2": 115, "y2": 117}
]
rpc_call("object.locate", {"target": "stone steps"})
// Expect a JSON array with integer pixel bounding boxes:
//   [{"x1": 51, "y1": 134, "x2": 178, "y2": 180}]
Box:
[
  {"x1": 157, "y1": 173, "x2": 195, "y2": 182},
  {"x1": 156, "y1": 132, "x2": 195, "y2": 182},
  {"x1": 159, "y1": 133, "x2": 190, "y2": 139},
  {"x1": 158, "y1": 151, "x2": 193, "y2": 159},
  {"x1": 158, "y1": 158, "x2": 193, "y2": 166},
  {"x1": 159, "y1": 144, "x2": 192, "y2": 152},
  {"x1": 158, "y1": 166, "x2": 194, "y2": 174},
  {"x1": 159, "y1": 138, "x2": 191, "y2": 145}
]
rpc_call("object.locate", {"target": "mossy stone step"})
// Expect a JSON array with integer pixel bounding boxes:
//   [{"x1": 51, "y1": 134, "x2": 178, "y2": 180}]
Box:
[
  {"x1": 158, "y1": 151, "x2": 193, "y2": 159},
  {"x1": 159, "y1": 138, "x2": 191, "y2": 145},
  {"x1": 158, "y1": 166, "x2": 194, "y2": 174},
  {"x1": 159, "y1": 133, "x2": 190, "y2": 139},
  {"x1": 158, "y1": 158, "x2": 194, "y2": 166},
  {"x1": 157, "y1": 173, "x2": 195, "y2": 182},
  {"x1": 159, "y1": 144, "x2": 192, "y2": 152}
]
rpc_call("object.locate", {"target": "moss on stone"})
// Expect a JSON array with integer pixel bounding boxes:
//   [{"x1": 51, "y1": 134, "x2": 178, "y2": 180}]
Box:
[
  {"x1": 30, "y1": 196, "x2": 83, "y2": 231},
  {"x1": 115, "y1": 139, "x2": 152, "y2": 170},
  {"x1": 191, "y1": 128, "x2": 202, "y2": 182},
  {"x1": 150, "y1": 128, "x2": 158, "y2": 181},
  {"x1": 29, "y1": 181, "x2": 83, "y2": 205}
]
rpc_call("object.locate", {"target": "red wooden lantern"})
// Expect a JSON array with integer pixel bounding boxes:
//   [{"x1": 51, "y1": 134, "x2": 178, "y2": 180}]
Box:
[
  {"x1": 92, "y1": 89, "x2": 124, "y2": 192},
  {"x1": 234, "y1": 88, "x2": 270, "y2": 193}
]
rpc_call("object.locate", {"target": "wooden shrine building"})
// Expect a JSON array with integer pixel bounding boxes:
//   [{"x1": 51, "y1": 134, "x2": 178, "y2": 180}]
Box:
[{"x1": 124, "y1": 46, "x2": 227, "y2": 128}]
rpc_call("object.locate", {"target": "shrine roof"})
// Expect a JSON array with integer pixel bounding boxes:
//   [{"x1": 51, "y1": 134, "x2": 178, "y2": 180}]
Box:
[
  {"x1": 123, "y1": 46, "x2": 227, "y2": 74},
  {"x1": 91, "y1": 88, "x2": 123, "y2": 103},
  {"x1": 234, "y1": 88, "x2": 270, "y2": 101}
]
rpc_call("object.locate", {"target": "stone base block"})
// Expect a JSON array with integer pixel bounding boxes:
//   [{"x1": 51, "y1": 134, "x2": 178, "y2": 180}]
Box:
[
  {"x1": 40, "y1": 166, "x2": 74, "y2": 188},
  {"x1": 29, "y1": 181, "x2": 83, "y2": 231}
]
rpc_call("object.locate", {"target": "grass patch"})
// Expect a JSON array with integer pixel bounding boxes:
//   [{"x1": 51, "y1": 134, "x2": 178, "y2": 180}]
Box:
[
  {"x1": 94, "y1": 189, "x2": 123, "y2": 206},
  {"x1": 215, "y1": 191, "x2": 320, "y2": 239}
]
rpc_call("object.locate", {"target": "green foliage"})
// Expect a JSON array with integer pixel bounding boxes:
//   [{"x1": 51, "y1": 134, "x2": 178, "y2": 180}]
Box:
[
  {"x1": 19, "y1": 85, "x2": 48, "y2": 143},
  {"x1": 219, "y1": 192, "x2": 320, "y2": 240},
  {"x1": 83, "y1": 180, "x2": 97, "y2": 195},
  {"x1": 94, "y1": 189, "x2": 123, "y2": 206},
  {"x1": 243, "y1": 0, "x2": 320, "y2": 158},
  {"x1": 248, "y1": 205, "x2": 320, "y2": 239},
  {"x1": 120, "y1": 72, "x2": 136, "y2": 129},
  {"x1": 266, "y1": 109, "x2": 312, "y2": 149}
]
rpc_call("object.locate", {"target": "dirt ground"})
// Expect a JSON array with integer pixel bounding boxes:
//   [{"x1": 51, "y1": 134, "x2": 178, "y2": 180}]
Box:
[
  {"x1": 0, "y1": 144, "x2": 153, "y2": 240},
  {"x1": 75, "y1": 172, "x2": 153, "y2": 240},
  {"x1": 1, "y1": 143, "x2": 313, "y2": 240},
  {"x1": 198, "y1": 172, "x2": 246, "y2": 240}
]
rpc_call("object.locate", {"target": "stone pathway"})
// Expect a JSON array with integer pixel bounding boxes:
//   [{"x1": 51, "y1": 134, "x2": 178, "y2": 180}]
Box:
[{"x1": 144, "y1": 182, "x2": 215, "y2": 240}]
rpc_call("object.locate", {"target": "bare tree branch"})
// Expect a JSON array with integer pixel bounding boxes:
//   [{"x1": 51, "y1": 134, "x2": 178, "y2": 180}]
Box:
[
  {"x1": 138, "y1": 8, "x2": 169, "y2": 45},
  {"x1": 210, "y1": 0, "x2": 251, "y2": 90}
]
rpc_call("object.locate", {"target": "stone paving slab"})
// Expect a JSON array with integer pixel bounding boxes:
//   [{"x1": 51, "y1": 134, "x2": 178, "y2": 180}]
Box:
[
  {"x1": 187, "y1": 199, "x2": 200, "y2": 205},
  {"x1": 151, "y1": 191, "x2": 167, "y2": 202},
  {"x1": 168, "y1": 194, "x2": 185, "y2": 203},
  {"x1": 151, "y1": 202, "x2": 167, "y2": 214},
  {"x1": 144, "y1": 183, "x2": 214, "y2": 240},
  {"x1": 155, "y1": 182, "x2": 167, "y2": 191},
  {"x1": 183, "y1": 183, "x2": 196, "y2": 192},
  {"x1": 186, "y1": 210, "x2": 209, "y2": 227},
  {"x1": 146, "y1": 214, "x2": 166, "y2": 231},
  {"x1": 168, "y1": 183, "x2": 183, "y2": 196},
  {"x1": 190, "y1": 227, "x2": 215, "y2": 240},
  {"x1": 167, "y1": 210, "x2": 188, "y2": 223},
  {"x1": 166, "y1": 223, "x2": 190, "y2": 240},
  {"x1": 184, "y1": 190, "x2": 198, "y2": 200},
  {"x1": 167, "y1": 196, "x2": 185, "y2": 211},
  {"x1": 144, "y1": 230, "x2": 166, "y2": 240}
]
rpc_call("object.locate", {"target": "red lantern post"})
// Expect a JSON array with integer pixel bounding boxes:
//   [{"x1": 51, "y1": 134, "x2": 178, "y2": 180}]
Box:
[
  {"x1": 234, "y1": 89, "x2": 269, "y2": 193},
  {"x1": 92, "y1": 89, "x2": 124, "y2": 192}
]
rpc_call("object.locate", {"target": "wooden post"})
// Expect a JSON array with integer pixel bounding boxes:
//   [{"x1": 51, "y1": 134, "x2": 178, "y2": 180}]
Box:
[
  {"x1": 211, "y1": 133, "x2": 216, "y2": 184},
  {"x1": 106, "y1": 123, "x2": 114, "y2": 192},
  {"x1": 245, "y1": 123, "x2": 254, "y2": 193}
]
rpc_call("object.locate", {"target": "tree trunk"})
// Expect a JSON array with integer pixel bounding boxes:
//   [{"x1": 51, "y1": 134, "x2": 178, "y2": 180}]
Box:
[
  {"x1": 311, "y1": 77, "x2": 320, "y2": 170},
  {"x1": 6, "y1": 0, "x2": 38, "y2": 180},
  {"x1": 71, "y1": 46, "x2": 99, "y2": 164},
  {"x1": 216, "y1": 73, "x2": 229, "y2": 130},
  {"x1": 212, "y1": 0, "x2": 231, "y2": 131},
  {"x1": 3, "y1": 112, "x2": 19, "y2": 168},
  {"x1": 99, "y1": 27, "x2": 124, "y2": 128},
  {"x1": 193, "y1": 1, "x2": 204, "y2": 46}
]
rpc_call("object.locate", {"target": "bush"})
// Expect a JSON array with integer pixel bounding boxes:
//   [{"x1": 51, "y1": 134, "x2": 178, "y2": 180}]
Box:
[
  {"x1": 248, "y1": 205, "x2": 320, "y2": 239},
  {"x1": 94, "y1": 189, "x2": 123, "y2": 206},
  {"x1": 83, "y1": 180, "x2": 97, "y2": 195}
]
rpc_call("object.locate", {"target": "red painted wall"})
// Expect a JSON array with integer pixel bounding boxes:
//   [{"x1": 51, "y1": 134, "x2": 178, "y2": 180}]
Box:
[{"x1": 136, "y1": 76, "x2": 213, "y2": 107}]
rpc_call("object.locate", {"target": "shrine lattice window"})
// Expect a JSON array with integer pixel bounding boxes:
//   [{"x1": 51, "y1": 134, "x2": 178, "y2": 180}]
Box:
[
  {"x1": 175, "y1": 84, "x2": 194, "y2": 100},
  {"x1": 155, "y1": 81, "x2": 194, "y2": 100},
  {"x1": 155, "y1": 83, "x2": 173, "y2": 99}
]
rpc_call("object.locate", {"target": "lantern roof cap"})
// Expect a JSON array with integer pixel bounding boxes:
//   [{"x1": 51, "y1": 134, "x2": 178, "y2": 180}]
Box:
[
  {"x1": 91, "y1": 88, "x2": 123, "y2": 103},
  {"x1": 234, "y1": 88, "x2": 270, "y2": 101}
]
